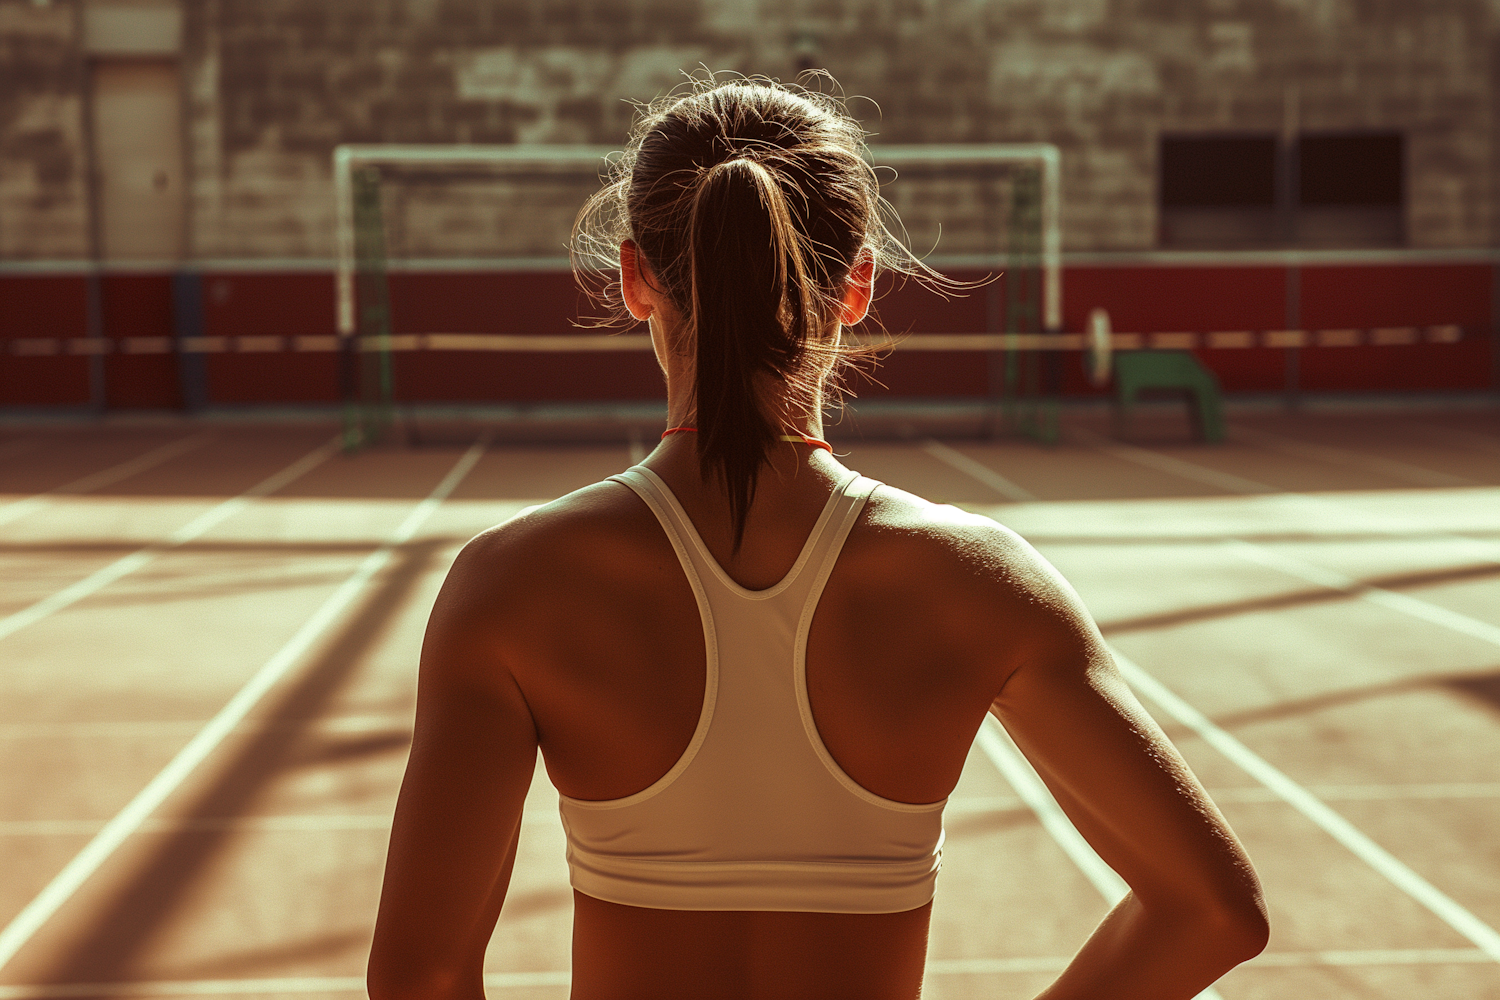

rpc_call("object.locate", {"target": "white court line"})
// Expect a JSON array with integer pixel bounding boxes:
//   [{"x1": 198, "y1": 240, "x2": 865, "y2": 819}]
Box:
[
  {"x1": 0, "y1": 949, "x2": 1491, "y2": 998},
  {"x1": 1209, "y1": 783, "x2": 1500, "y2": 803},
  {"x1": 1073, "y1": 430, "x2": 1500, "y2": 551},
  {"x1": 927, "y1": 948, "x2": 1494, "y2": 977},
  {"x1": 931, "y1": 429, "x2": 1500, "y2": 985},
  {"x1": 0, "y1": 433, "x2": 214, "y2": 529},
  {"x1": 0, "y1": 809, "x2": 556, "y2": 837},
  {"x1": 1249, "y1": 947, "x2": 1492, "y2": 966},
  {"x1": 1071, "y1": 431, "x2": 1279, "y2": 494},
  {"x1": 627, "y1": 429, "x2": 646, "y2": 466},
  {"x1": 1415, "y1": 422, "x2": 1500, "y2": 456},
  {"x1": 972, "y1": 716, "x2": 1226, "y2": 1000},
  {"x1": 1230, "y1": 425, "x2": 1477, "y2": 488},
  {"x1": 0, "y1": 440, "x2": 333, "y2": 644},
  {"x1": 15, "y1": 784, "x2": 1500, "y2": 838},
  {"x1": 974, "y1": 716, "x2": 1128, "y2": 901},
  {"x1": 0, "y1": 439, "x2": 487, "y2": 975},
  {"x1": 948, "y1": 430, "x2": 1500, "y2": 962},
  {"x1": 1226, "y1": 539, "x2": 1500, "y2": 650},
  {"x1": 0, "y1": 971, "x2": 570, "y2": 998},
  {"x1": 921, "y1": 439, "x2": 1038, "y2": 501},
  {"x1": 0, "y1": 713, "x2": 411, "y2": 739},
  {"x1": 1110, "y1": 646, "x2": 1500, "y2": 963},
  {"x1": 1065, "y1": 434, "x2": 1500, "y2": 648}
]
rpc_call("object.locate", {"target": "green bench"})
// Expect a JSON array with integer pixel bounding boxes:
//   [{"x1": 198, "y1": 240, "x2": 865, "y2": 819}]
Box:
[{"x1": 1112, "y1": 350, "x2": 1225, "y2": 443}]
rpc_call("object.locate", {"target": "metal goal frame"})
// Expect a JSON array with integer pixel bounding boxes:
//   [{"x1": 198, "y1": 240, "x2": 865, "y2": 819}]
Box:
[{"x1": 331, "y1": 142, "x2": 1064, "y2": 444}]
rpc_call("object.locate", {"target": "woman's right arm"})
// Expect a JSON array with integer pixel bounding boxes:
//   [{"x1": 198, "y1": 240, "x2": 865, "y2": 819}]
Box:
[{"x1": 971, "y1": 525, "x2": 1269, "y2": 999}]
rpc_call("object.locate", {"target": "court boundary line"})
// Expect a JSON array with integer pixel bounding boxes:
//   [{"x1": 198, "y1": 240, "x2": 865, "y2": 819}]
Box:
[
  {"x1": 1413, "y1": 422, "x2": 1500, "y2": 456},
  {"x1": 1226, "y1": 539, "x2": 1500, "y2": 650},
  {"x1": 11, "y1": 780, "x2": 1500, "y2": 838},
  {"x1": 1065, "y1": 434, "x2": 1500, "y2": 649},
  {"x1": 0, "y1": 440, "x2": 336, "y2": 645},
  {"x1": 0, "y1": 434, "x2": 214, "y2": 529},
  {"x1": 921, "y1": 440, "x2": 1038, "y2": 502},
  {"x1": 974, "y1": 716, "x2": 1129, "y2": 901},
  {"x1": 973, "y1": 716, "x2": 1226, "y2": 1000},
  {"x1": 1229, "y1": 425, "x2": 1478, "y2": 488},
  {"x1": 0, "y1": 947, "x2": 1491, "y2": 998},
  {"x1": 0, "y1": 439, "x2": 488, "y2": 974},
  {"x1": 1071, "y1": 431, "x2": 1280, "y2": 494},
  {"x1": 915, "y1": 436, "x2": 1500, "y2": 971},
  {"x1": 1110, "y1": 646, "x2": 1500, "y2": 962}
]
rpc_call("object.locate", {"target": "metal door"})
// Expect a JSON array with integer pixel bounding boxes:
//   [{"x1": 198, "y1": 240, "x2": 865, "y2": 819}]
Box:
[{"x1": 90, "y1": 60, "x2": 184, "y2": 262}]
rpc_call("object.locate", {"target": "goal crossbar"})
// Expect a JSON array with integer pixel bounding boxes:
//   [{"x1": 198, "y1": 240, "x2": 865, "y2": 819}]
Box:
[
  {"x1": 333, "y1": 144, "x2": 617, "y2": 336},
  {"x1": 332, "y1": 142, "x2": 1062, "y2": 336}
]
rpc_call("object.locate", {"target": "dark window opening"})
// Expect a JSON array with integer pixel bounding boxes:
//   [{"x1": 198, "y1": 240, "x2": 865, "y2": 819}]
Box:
[
  {"x1": 1299, "y1": 132, "x2": 1403, "y2": 206},
  {"x1": 1160, "y1": 136, "x2": 1277, "y2": 208},
  {"x1": 1159, "y1": 134, "x2": 1278, "y2": 247},
  {"x1": 1158, "y1": 131, "x2": 1404, "y2": 248}
]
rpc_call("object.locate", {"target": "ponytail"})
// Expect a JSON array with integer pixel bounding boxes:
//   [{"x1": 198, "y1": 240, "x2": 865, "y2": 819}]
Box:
[
  {"x1": 688, "y1": 157, "x2": 814, "y2": 552},
  {"x1": 572, "y1": 78, "x2": 971, "y2": 553}
]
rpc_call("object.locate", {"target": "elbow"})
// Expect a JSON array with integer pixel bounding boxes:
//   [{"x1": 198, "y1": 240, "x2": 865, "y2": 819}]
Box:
[
  {"x1": 1235, "y1": 899, "x2": 1271, "y2": 961},
  {"x1": 1195, "y1": 889, "x2": 1270, "y2": 966},
  {"x1": 366, "y1": 962, "x2": 418, "y2": 1000},
  {"x1": 1139, "y1": 878, "x2": 1269, "y2": 969},
  {"x1": 368, "y1": 954, "x2": 471, "y2": 1000}
]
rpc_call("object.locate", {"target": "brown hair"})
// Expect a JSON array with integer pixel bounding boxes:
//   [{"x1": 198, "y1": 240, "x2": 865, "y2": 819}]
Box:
[{"x1": 574, "y1": 74, "x2": 951, "y2": 549}]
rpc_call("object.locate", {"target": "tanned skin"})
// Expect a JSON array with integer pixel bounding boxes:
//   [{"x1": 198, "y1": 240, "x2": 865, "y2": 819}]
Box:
[{"x1": 368, "y1": 245, "x2": 1269, "y2": 1000}]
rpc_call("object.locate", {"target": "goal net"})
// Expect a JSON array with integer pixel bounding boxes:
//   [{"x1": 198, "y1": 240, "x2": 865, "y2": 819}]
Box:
[
  {"x1": 863, "y1": 145, "x2": 1062, "y2": 438},
  {"x1": 332, "y1": 143, "x2": 1062, "y2": 445}
]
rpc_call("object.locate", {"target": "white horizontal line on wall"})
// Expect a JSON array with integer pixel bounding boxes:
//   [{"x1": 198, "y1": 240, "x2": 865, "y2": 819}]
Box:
[
  {"x1": 0, "y1": 327, "x2": 1467, "y2": 357},
  {"x1": 3, "y1": 246, "x2": 1498, "y2": 275}
]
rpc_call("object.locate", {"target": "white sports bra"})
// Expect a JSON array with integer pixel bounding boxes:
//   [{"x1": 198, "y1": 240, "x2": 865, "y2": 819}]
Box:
[{"x1": 556, "y1": 466, "x2": 945, "y2": 914}]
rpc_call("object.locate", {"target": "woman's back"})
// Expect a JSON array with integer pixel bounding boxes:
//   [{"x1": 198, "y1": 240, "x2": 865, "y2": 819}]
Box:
[
  {"x1": 504, "y1": 450, "x2": 998, "y2": 806},
  {"x1": 449, "y1": 445, "x2": 1031, "y2": 998},
  {"x1": 369, "y1": 76, "x2": 1266, "y2": 1000}
]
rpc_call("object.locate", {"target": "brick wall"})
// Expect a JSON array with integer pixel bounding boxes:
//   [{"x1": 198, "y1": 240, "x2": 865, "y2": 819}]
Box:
[
  {"x1": 0, "y1": 0, "x2": 88, "y2": 259},
  {"x1": 1, "y1": 0, "x2": 1496, "y2": 261}
]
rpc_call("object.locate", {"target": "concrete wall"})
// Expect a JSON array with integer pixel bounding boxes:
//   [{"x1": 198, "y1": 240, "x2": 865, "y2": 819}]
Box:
[
  {"x1": 1, "y1": 0, "x2": 1496, "y2": 260},
  {"x1": 0, "y1": 0, "x2": 88, "y2": 259}
]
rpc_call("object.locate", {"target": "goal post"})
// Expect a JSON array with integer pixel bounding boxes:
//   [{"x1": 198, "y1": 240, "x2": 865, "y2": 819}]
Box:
[
  {"x1": 332, "y1": 144, "x2": 616, "y2": 447},
  {"x1": 867, "y1": 144, "x2": 1061, "y2": 333},
  {"x1": 862, "y1": 144, "x2": 1063, "y2": 439},
  {"x1": 333, "y1": 144, "x2": 618, "y2": 339},
  {"x1": 330, "y1": 141, "x2": 1065, "y2": 444}
]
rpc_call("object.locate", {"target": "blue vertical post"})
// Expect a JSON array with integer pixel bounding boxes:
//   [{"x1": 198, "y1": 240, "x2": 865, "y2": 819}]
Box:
[
  {"x1": 1284, "y1": 261, "x2": 1301, "y2": 411},
  {"x1": 85, "y1": 268, "x2": 107, "y2": 414},
  {"x1": 172, "y1": 271, "x2": 208, "y2": 411},
  {"x1": 1490, "y1": 257, "x2": 1500, "y2": 397}
]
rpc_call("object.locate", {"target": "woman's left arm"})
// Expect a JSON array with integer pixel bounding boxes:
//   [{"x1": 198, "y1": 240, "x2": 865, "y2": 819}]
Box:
[{"x1": 368, "y1": 533, "x2": 541, "y2": 1000}]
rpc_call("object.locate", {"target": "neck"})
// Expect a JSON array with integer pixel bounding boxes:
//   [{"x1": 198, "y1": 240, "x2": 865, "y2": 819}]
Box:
[
  {"x1": 662, "y1": 426, "x2": 832, "y2": 454},
  {"x1": 657, "y1": 317, "x2": 832, "y2": 443},
  {"x1": 664, "y1": 395, "x2": 827, "y2": 446}
]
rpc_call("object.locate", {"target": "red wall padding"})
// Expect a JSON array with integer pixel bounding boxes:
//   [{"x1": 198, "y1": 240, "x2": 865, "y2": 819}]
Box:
[
  {"x1": 0, "y1": 274, "x2": 92, "y2": 406},
  {"x1": 201, "y1": 272, "x2": 339, "y2": 404},
  {"x1": 1064, "y1": 265, "x2": 1290, "y2": 333},
  {"x1": 2, "y1": 262, "x2": 1494, "y2": 408},
  {"x1": 100, "y1": 274, "x2": 180, "y2": 409}
]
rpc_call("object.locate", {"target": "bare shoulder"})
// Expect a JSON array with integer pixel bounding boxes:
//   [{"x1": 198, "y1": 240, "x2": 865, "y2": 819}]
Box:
[
  {"x1": 426, "y1": 478, "x2": 657, "y2": 647},
  {"x1": 854, "y1": 482, "x2": 1072, "y2": 603},
  {"x1": 457, "y1": 478, "x2": 646, "y2": 572},
  {"x1": 844, "y1": 482, "x2": 1101, "y2": 678}
]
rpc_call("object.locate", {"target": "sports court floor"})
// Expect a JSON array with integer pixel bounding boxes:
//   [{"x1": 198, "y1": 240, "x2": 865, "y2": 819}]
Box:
[{"x1": 1, "y1": 406, "x2": 1498, "y2": 999}]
